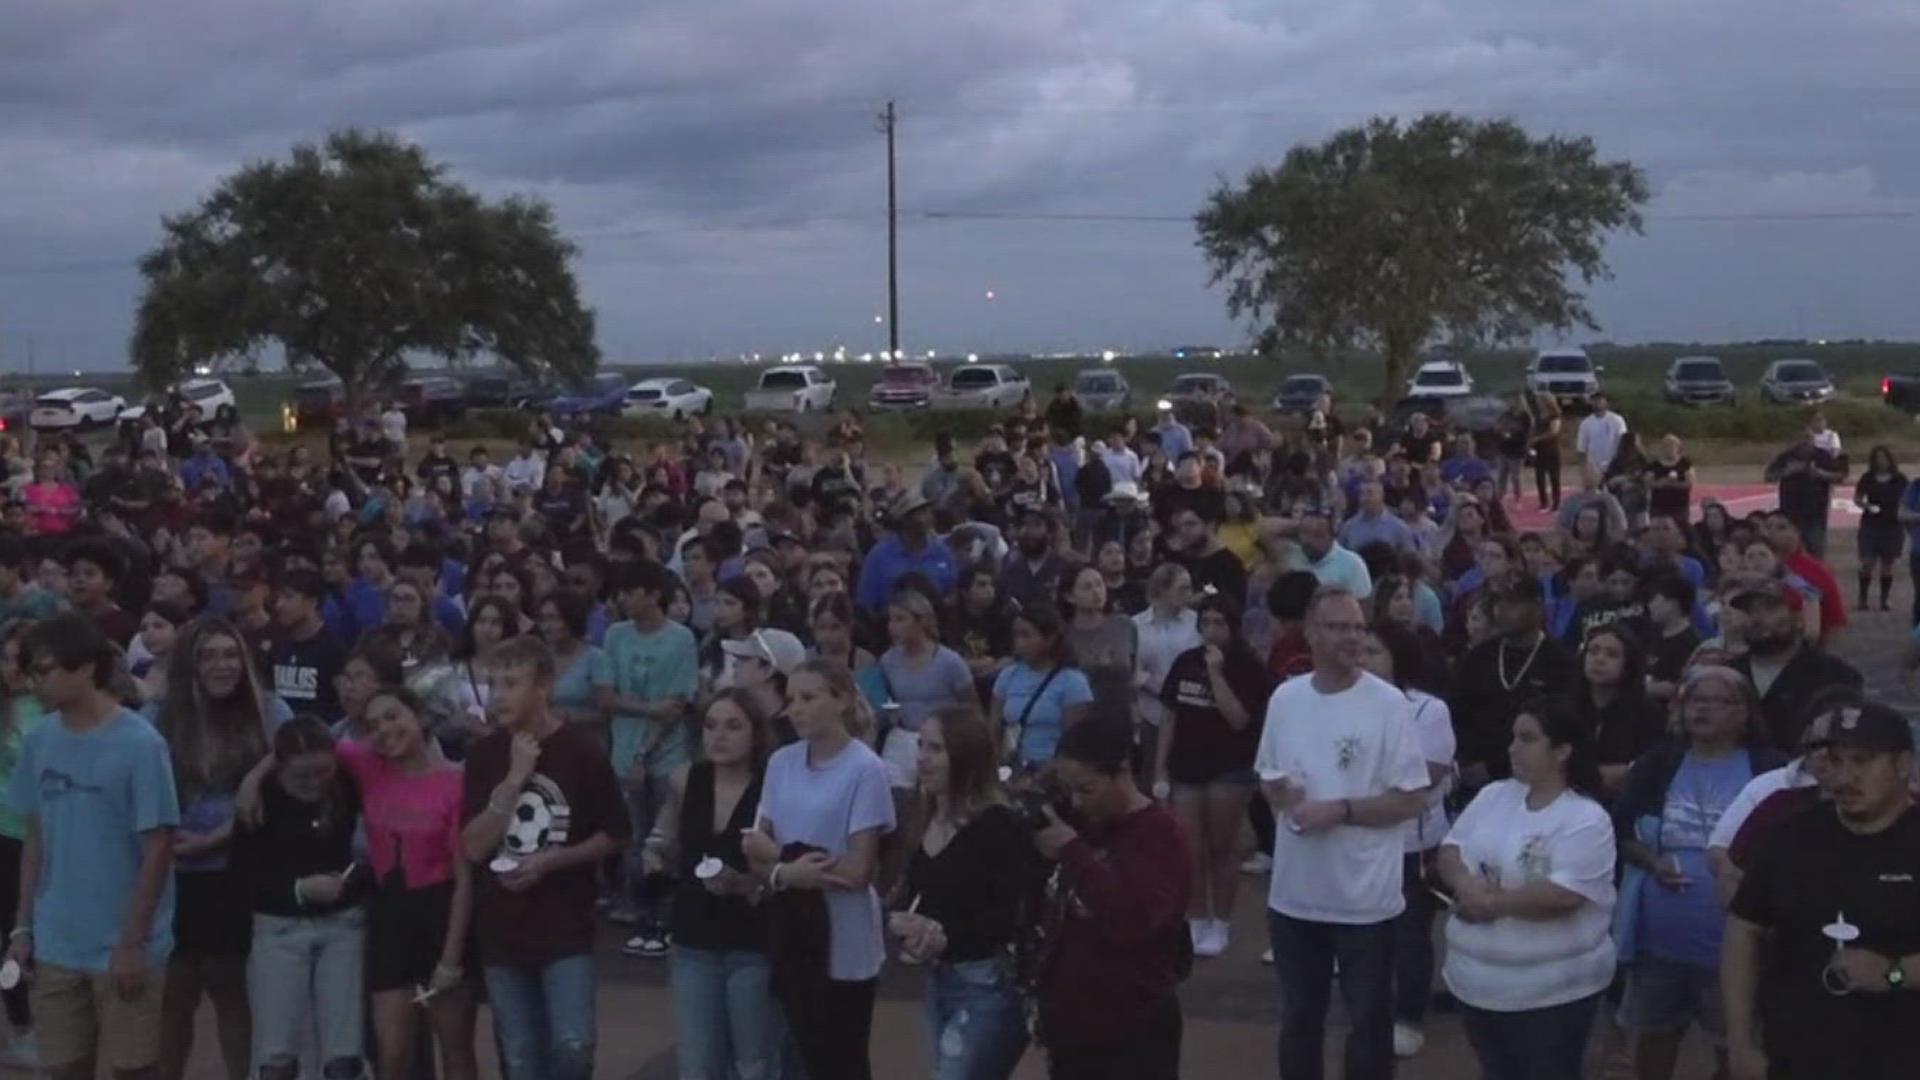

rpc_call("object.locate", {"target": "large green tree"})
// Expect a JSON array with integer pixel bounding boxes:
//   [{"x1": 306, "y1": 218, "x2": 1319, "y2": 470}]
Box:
[
  {"x1": 132, "y1": 129, "x2": 599, "y2": 402},
  {"x1": 1196, "y1": 113, "x2": 1649, "y2": 401}
]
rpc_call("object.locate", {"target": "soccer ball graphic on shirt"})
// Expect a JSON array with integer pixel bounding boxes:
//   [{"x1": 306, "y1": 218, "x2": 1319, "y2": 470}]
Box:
[{"x1": 500, "y1": 774, "x2": 572, "y2": 858}]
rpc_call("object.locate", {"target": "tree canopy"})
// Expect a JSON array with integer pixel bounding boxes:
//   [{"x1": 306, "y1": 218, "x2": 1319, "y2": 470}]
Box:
[
  {"x1": 132, "y1": 129, "x2": 599, "y2": 400},
  {"x1": 1195, "y1": 113, "x2": 1649, "y2": 401}
]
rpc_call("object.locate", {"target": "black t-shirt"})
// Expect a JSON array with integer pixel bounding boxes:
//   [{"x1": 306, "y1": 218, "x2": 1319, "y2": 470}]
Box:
[
  {"x1": 1731, "y1": 804, "x2": 1920, "y2": 1079},
  {"x1": 1154, "y1": 482, "x2": 1226, "y2": 527},
  {"x1": 1454, "y1": 634, "x2": 1577, "y2": 778},
  {"x1": 1649, "y1": 624, "x2": 1702, "y2": 687},
  {"x1": 810, "y1": 466, "x2": 861, "y2": 515},
  {"x1": 535, "y1": 487, "x2": 587, "y2": 538},
  {"x1": 1160, "y1": 646, "x2": 1271, "y2": 783},
  {"x1": 1643, "y1": 457, "x2": 1693, "y2": 518},
  {"x1": 270, "y1": 626, "x2": 346, "y2": 721},
  {"x1": 1768, "y1": 443, "x2": 1846, "y2": 525},
  {"x1": 232, "y1": 778, "x2": 363, "y2": 918},
  {"x1": 1183, "y1": 546, "x2": 1248, "y2": 609},
  {"x1": 1856, "y1": 471, "x2": 1908, "y2": 529},
  {"x1": 1397, "y1": 432, "x2": 1441, "y2": 465},
  {"x1": 417, "y1": 453, "x2": 460, "y2": 487},
  {"x1": 463, "y1": 723, "x2": 631, "y2": 967}
]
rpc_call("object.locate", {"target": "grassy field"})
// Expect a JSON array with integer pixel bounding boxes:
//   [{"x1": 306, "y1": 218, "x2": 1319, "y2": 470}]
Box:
[{"x1": 11, "y1": 341, "x2": 1920, "y2": 465}]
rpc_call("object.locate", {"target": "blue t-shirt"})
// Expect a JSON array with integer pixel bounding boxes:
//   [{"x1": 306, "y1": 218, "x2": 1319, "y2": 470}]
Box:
[
  {"x1": 758, "y1": 738, "x2": 896, "y2": 981},
  {"x1": 994, "y1": 662, "x2": 1095, "y2": 765},
  {"x1": 8, "y1": 708, "x2": 180, "y2": 972},
  {"x1": 876, "y1": 646, "x2": 975, "y2": 733},
  {"x1": 551, "y1": 646, "x2": 612, "y2": 720},
  {"x1": 1639, "y1": 750, "x2": 1753, "y2": 969},
  {"x1": 602, "y1": 619, "x2": 698, "y2": 779}
]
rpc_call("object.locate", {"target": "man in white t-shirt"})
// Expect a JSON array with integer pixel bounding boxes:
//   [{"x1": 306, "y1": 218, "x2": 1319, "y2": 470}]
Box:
[
  {"x1": 1575, "y1": 392, "x2": 1629, "y2": 474},
  {"x1": 1255, "y1": 586, "x2": 1431, "y2": 1080}
]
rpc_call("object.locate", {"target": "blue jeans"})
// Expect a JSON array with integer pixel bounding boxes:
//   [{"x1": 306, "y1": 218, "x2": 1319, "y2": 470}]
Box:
[
  {"x1": 1460, "y1": 994, "x2": 1601, "y2": 1080},
  {"x1": 249, "y1": 908, "x2": 367, "y2": 1078},
  {"x1": 669, "y1": 946, "x2": 778, "y2": 1080},
  {"x1": 482, "y1": 954, "x2": 597, "y2": 1080},
  {"x1": 1268, "y1": 909, "x2": 1396, "y2": 1080},
  {"x1": 926, "y1": 958, "x2": 1028, "y2": 1080}
]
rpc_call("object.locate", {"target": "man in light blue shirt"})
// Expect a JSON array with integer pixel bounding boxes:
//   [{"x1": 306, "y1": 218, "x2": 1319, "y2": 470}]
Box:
[
  {"x1": 1153, "y1": 412, "x2": 1194, "y2": 463},
  {"x1": 854, "y1": 494, "x2": 957, "y2": 615},
  {"x1": 7, "y1": 614, "x2": 178, "y2": 1077},
  {"x1": 599, "y1": 561, "x2": 699, "y2": 958},
  {"x1": 1338, "y1": 481, "x2": 1415, "y2": 554},
  {"x1": 1286, "y1": 511, "x2": 1374, "y2": 599}
]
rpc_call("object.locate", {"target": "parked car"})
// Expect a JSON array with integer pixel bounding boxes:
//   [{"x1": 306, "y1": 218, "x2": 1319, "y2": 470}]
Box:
[
  {"x1": 1664, "y1": 356, "x2": 1736, "y2": 406},
  {"x1": 290, "y1": 380, "x2": 348, "y2": 431},
  {"x1": 117, "y1": 377, "x2": 240, "y2": 432},
  {"x1": 1881, "y1": 372, "x2": 1920, "y2": 414},
  {"x1": 0, "y1": 392, "x2": 30, "y2": 436},
  {"x1": 1384, "y1": 394, "x2": 1507, "y2": 441},
  {"x1": 1759, "y1": 359, "x2": 1835, "y2": 405},
  {"x1": 1270, "y1": 373, "x2": 1332, "y2": 414},
  {"x1": 464, "y1": 371, "x2": 541, "y2": 409},
  {"x1": 545, "y1": 373, "x2": 631, "y2": 419},
  {"x1": 1073, "y1": 369, "x2": 1132, "y2": 412},
  {"x1": 1405, "y1": 359, "x2": 1475, "y2": 399},
  {"x1": 868, "y1": 364, "x2": 940, "y2": 410},
  {"x1": 624, "y1": 377, "x2": 713, "y2": 420},
  {"x1": 935, "y1": 364, "x2": 1030, "y2": 410},
  {"x1": 392, "y1": 376, "x2": 466, "y2": 426},
  {"x1": 745, "y1": 366, "x2": 837, "y2": 412},
  {"x1": 30, "y1": 387, "x2": 126, "y2": 431},
  {"x1": 1526, "y1": 348, "x2": 1601, "y2": 408}
]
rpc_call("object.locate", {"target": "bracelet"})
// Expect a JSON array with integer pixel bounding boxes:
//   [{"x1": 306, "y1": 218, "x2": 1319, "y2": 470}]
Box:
[{"x1": 769, "y1": 863, "x2": 786, "y2": 893}]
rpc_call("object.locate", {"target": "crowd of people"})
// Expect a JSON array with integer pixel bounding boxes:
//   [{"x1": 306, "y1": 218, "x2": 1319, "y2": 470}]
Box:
[{"x1": 0, "y1": 378, "x2": 1910, "y2": 1080}]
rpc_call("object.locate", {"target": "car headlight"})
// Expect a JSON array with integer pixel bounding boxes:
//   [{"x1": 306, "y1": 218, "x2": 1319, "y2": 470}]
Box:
[{"x1": 1156, "y1": 398, "x2": 1172, "y2": 411}]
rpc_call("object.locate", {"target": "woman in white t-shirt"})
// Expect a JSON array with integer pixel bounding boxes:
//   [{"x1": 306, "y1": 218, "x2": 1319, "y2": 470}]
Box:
[
  {"x1": 1359, "y1": 625, "x2": 1455, "y2": 1060},
  {"x1": 1437, "y1": 698, "x2": 1617, "y2": 1080},
  {"x1": 743, "y1": 659, "x2": 896, "y2": 1080}
]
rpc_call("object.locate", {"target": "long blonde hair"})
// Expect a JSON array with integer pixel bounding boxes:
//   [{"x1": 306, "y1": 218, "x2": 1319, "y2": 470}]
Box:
[{"x1": 155, "y1": 617, "x2": 273, "y2": 805}]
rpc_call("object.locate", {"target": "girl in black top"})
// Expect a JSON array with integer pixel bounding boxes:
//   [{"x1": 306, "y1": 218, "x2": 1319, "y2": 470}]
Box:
[
  {"x1": 654, "y1": 690, "x2": 778, "y2": 1080},
  {"x1": 1570, "y1": 623, "x2": 1667, "y2": 801},
  {"x1": 233, "y1": 717, "x2": 367, "y2": 1080},
  {"x1": 890, "y1": 705, "x2": 1034, "y2": 1080},
  {"x1": 1852, "y1": 444, "x2": 1907, "y2": 611}
]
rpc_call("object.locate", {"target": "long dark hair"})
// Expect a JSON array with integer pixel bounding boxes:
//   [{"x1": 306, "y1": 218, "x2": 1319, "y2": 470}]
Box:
[
  {"x1": 270, "y1": 714, "x2": 346, "y2": 824},
  {"x1": 1515, "y1": 696, "x2": 1603, "y2": 800},
  {"x1": 155, "y1": 617, "x2": 274, "y2": 805},
  {"x1": 456, "y1": 595, "x2": 522, "y2": 661},
  {"x1": 1011, "y1": 604, "x2": 1073, "y2": 668},
  {"x1": 921, "y1": 704, "x2": 1005, "y2": 826},
  {"x1": 1575, "y1": 623, "x2": 1650, "y2": 709}
]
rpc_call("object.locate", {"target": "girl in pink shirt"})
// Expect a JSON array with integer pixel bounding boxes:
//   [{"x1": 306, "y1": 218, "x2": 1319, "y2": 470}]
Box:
[
  {"x1": 339, "y1": 686, "x2": 477, "y2": 1080},
  {"x1": 19, "y1": 457, "x2": 79, "y2": 536}
]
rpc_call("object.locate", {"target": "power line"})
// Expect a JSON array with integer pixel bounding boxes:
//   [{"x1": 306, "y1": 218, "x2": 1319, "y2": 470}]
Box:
[{"x1": 914, "y1": 207, "x2": 1920, "y2": 225}]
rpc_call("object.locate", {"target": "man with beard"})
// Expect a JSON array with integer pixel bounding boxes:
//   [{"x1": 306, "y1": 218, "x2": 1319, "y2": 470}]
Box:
[
  {"x1": 998, "y1": 506, "x2": 1070, "y2": 612},
  {"x1": 1166, "y1": 507, "x2": 1247, "y2": 604},
  {"x1": 1452, "y1": 574, "x2": 1576, "y2": 789},
  {"x1": 1731, "y1": 584, "x2": 1861, "y2": 750},
  {"x1": 1723, "y1": 701, "x2": 1920, "y2": 1080},
  {"x1": 853, "y1": 492, "x2": 957, "y2": 615}
]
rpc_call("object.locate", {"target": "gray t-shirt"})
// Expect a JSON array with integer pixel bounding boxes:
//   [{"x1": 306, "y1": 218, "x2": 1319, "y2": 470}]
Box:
[
  {"x1": 877, "y1": 645, "x2": 975, "y2": 732},
  {"x1": 1066, "y1": 615, "x2": 1139, "y2": 721},
  {"x1": 758, "y1": 738, "x2": 897, "y2": 981}
]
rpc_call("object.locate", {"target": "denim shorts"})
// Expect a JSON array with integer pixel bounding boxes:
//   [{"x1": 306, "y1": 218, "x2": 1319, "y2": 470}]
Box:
[{"x1": 1617, "y1": 955, "x2": 1725, "y2": 1038}]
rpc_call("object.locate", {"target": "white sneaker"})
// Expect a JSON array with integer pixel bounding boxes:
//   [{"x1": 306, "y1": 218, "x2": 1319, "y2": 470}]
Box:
[
  {"x1": 0, "y1": 1029, "x2": 38, "y2": 1070},
  {"x1": 1193, "y1": 918, "x2": 1227, "y2": 958},
  {"x1": 1393, "y1": 1023, "x2": 1425, "y2": 1059},
  {"x1": 1240, "y1": 852, "x2": 1273, "y2": 875}
]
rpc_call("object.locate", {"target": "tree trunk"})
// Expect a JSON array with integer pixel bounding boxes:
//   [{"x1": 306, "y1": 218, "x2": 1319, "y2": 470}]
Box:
[{"x1": 1379, "y1": 335, "x2": 1418, "y2": 409}]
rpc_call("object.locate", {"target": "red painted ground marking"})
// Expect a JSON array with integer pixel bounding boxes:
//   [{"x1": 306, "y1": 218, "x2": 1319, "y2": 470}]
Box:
[{"x1": 1501, "y1": 482, "x2": 1864, "y2": 533}]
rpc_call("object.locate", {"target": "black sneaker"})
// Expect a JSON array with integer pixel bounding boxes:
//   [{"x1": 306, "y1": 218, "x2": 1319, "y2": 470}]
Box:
[{"x1": 622, "y1": 931, "x2": 671, "y2": 959}]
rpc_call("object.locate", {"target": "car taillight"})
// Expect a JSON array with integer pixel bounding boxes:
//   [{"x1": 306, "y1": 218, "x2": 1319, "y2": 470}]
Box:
[{"x1": 1884, "y1": 378, "x2": 1892, "y2": 396}]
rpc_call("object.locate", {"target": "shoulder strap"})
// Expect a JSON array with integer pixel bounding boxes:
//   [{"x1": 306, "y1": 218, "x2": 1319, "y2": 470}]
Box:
[{"x1": 1007, "y1": 664, "x2": 1064, "y2": 760}]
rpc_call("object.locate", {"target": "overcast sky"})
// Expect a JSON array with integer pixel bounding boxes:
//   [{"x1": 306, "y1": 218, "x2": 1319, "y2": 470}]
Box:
[{"x1": 2, "y1": 0, "x2": 1919, "y2": 371}]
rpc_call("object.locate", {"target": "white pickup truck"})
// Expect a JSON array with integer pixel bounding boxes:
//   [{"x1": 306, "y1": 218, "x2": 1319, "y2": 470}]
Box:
[
  {"x1": 933, "y1": 364, "x2": 1030, "y2": 410},
  {"x1": 744, "y1": 366, "x2": 837, "y2": 412}
]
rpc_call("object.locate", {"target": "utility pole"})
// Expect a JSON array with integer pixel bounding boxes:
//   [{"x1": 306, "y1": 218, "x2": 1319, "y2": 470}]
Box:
[{"x1": 878, "y1": 100, "x2": 900, "y2": 362}]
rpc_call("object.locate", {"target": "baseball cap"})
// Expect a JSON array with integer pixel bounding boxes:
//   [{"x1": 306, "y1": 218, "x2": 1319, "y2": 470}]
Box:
[
  {"x1": 721, "y1": 629, "x2": 807, "y2": 676},
  {"x1": 1726, "y1": 578, "x2": 1788, "y2": 609},
  {"x1": 1809, "y1": 703, "x2": 1915, "y2": 755}
]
